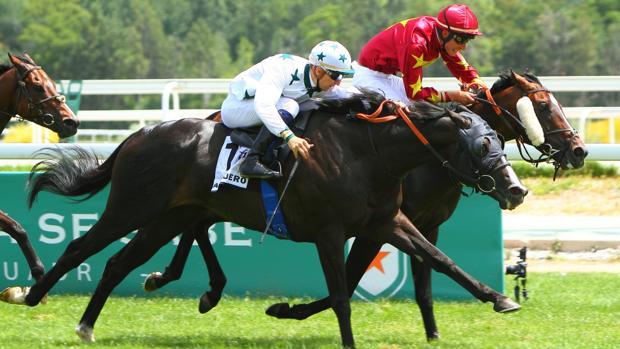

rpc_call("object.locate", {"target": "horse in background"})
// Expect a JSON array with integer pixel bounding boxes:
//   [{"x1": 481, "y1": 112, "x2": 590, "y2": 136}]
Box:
[
  {"x1": 2, "y1": 93, "x2": 524, "y2": 347},
  {"x1": 0, "y1": 53, "x2": 79, "y2": 282}
]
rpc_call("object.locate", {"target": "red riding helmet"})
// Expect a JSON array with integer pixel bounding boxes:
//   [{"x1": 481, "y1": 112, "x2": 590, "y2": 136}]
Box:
[{"x1": 436, "y1": 4, "x2": 482, "y2": 36}]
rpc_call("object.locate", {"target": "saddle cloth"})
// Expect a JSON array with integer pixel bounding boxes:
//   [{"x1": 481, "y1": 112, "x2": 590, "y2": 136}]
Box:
[
  {"x1": 210, "y1": 134, "x2": 290, "y2": 239},
  {"x1": 211, "y1": 135, "x2": 250, "y2": 192}
]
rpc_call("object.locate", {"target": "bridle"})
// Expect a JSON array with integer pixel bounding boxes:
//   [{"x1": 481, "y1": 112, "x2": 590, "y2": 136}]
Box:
[
  {"x1": 473, "y1": 84, "x2": 578, "y2": 178},
  {"x1": 0, "y1": 64, "x2": 66, "y2": 128},
  {"x1": 355, "y1": 100, "x2": 507, "y2": 193}
]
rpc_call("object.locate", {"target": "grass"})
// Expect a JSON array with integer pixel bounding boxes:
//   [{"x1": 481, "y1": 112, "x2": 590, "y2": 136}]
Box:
[
  {"x1": 0, "y1": 273, "x2": 618, "y2": 348},
  {"x1": 512, "y1": 161, "x2": 618, "y2": 178}
]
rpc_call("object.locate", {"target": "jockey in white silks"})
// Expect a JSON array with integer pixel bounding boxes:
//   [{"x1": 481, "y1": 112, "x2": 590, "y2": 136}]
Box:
[{"x1": 221, "y1": 40, "x2": 355, "y2": 179}]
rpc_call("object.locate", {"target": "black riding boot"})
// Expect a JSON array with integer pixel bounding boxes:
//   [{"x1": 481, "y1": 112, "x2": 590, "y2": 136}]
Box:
[{"x1": 239, "y1": 126, "x2": 282, "y2": 179}]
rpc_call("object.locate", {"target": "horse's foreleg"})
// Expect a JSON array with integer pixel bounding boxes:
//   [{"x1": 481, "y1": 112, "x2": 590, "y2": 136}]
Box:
[
  {"x1": 392, "y1": 211, "x2": 520, "y2": 313},
  {"x1": 0, "y1": 210, "x2": 45, "y2": 280},
  {"x1": 194, "y1": 221, "x2": 226, "y2": 314},
  {"x1": 410, "y1": 226, "x2": 439, "y2": 341},
  {"x1": 266, "y1": 237, "x2": 381, "y2": 320},
  {"x1": 143, "y1": 231, "x2": 194, "y2": 292},
  {"x1": 315, "y1": 233, "x2": 354, "y2": 348}
]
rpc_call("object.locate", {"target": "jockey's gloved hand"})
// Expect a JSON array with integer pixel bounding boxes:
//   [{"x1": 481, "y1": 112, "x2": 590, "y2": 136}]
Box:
[
  {"x1": 462, "y1": 81, "x2": 488, "y2": 95},
  {"x1": 446, "y1": 90, "x2": 476, "y2": 105},
  {"x1": 288, "y1": 135, "x2": 314, "y2": 160}
]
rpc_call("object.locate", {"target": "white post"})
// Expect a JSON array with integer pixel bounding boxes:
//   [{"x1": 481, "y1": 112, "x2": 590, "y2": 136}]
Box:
[{"x1": 161, "y1": 81, "x2": 179, "y2": 121}]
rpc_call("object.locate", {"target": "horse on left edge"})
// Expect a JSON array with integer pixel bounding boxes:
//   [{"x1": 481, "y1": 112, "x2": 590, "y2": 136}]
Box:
[{"x1": 0, "y1": 53, "x2": 79, "y2": 281}]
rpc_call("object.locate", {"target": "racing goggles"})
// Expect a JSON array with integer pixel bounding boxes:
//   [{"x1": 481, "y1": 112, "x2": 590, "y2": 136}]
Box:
[
  {"x1": 453, "y1": 33, "x2": 475, "y2": 44},
  {"x1": 324, "y1": 69, "x2": 344, "y2": 81}
]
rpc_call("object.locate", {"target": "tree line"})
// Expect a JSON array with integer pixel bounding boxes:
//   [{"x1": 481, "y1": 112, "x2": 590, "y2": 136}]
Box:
[{"x1": 1, "y1": 0, "x2": 618, "y2": 109}]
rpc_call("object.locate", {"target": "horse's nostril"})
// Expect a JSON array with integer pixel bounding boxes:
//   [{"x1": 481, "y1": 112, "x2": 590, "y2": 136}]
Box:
[
  {"x1": 573, "y1": 146, "x2": 586, "y2": 158},
  {"x1": 63, "y1": 118, "x2": 78, "y2": 128},
  {"x1": 510, "y1": 186, "x2": 528, "y2": 197}
]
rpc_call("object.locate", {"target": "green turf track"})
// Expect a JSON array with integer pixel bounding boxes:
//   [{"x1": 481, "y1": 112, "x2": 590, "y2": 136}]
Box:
[{"x1": 0, "y1": 273, "x2": 618, "y2": 348}]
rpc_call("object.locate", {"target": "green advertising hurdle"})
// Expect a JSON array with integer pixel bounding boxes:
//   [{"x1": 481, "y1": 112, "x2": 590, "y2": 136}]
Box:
[{"x1": 0, "y1": 172, "x2": 504, "y2": 300}]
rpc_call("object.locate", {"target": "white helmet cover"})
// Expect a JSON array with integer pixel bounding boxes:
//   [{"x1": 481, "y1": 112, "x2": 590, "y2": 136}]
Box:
[{"x1": 308, "y1": 40, "x2": 354, "y2": 75}]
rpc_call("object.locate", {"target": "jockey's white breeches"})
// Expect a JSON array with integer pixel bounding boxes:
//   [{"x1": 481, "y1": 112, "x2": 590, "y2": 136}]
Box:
[
  {"x1": 221, "y1": 95, "x2": 300, "y2": 135},
  {"x1": 351, "y1": 61, "x2": 411, "y2": 105}
]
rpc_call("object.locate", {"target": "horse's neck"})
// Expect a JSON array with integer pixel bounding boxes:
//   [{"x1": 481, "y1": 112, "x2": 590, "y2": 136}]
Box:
[
  {"x1": 0, "y1": 68, "x2": 18, "y2": 135},
  {"x1": 473, "y1": 89, "x2": 520, "y2": 142},
  {"x1": 373, "y1": 117, "x2": 459, "y2": 177}
]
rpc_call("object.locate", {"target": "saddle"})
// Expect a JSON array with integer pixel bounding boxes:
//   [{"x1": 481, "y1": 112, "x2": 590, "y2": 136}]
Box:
[{"x1": 208, "y1": 103, "x2": 317, "y2": 168}]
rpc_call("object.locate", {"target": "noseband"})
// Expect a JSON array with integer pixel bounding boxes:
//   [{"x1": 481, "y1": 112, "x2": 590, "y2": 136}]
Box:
[
  {"x1": 1, "y1": 65, "x2": 66, "y2": 127},
  {"x1": 474, "y1": 85, "x2": 577, "y2": 173}
]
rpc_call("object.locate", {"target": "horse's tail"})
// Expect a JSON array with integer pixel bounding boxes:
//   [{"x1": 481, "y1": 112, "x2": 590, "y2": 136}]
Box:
[{"x1": 27, "y1": 138, "x2": 129, "y2": 208}]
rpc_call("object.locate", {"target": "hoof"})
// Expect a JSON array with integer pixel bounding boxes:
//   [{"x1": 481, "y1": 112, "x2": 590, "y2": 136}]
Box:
[
  {"x1": 75, "y1": 323, "x2": 95, "y2": 343},
  {"x1": 0, "y1": 286, "x2": 30, "y2": 305},
  {"x1": 494, "y1": 297, "x2": 521, "y2": 313},
  {"x1": 427, "y1": 333, "x2": 440, "y2": 342},
  {"x1": 198, "y1": 293, "x2": 214, "y2": 314},
  {"x1": 143, "y1": 272, "x2": 162, "y2": 292},
  {"x1": 265, "y1": 302, "x2": 292, "y2": 318}
]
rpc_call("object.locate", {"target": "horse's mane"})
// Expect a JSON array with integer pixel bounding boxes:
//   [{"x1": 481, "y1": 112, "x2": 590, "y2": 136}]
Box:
[
  {"x1": 317, "y1": 89, "x2": 387, "y2": 114},
  {"x1": 0, "y1": 63, "x2": 11, "y2": 76},
  {"x1": 490, "y1": 70, "x2": 542, "y2": 94},
  {"x1": 317, "y1": 89, "x2": 457, "y2": 121}
]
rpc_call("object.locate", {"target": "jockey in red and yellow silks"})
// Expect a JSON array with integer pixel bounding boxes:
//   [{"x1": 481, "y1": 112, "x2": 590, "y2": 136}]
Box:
[{"x1": 353, "y1": 4, "x2": 487, "y2": 106}]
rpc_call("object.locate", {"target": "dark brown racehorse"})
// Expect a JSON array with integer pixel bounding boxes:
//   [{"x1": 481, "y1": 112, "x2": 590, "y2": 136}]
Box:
[
  {"x1": 1, "y1": 95, "x2": 524, "y2": 348},
  {"x1": 262, "y1": 71, "x2": 588, "y2": 339},
  {"x1": 141, "y1": 71, "x2": 587, "y2": 341},
  {"x1": 0, "y1": 53, "x2": 79, "y2": 281}
]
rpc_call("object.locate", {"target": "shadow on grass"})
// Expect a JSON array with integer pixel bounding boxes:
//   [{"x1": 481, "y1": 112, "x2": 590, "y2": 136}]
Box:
[{"x1": 88, "y1": 333, "x2": 339, "y2": 348}]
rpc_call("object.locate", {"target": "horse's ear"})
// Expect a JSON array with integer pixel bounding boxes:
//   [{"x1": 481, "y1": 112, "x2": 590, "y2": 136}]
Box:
[
  {"x1": 447, "y1": 109, "x2": 471, "y2": 129},
  {"x1": 22, "y1": 53, "x2": 35, "y2": 65},
  {"x1": 8, "y1": 52, "x2": 20, "y2": 66},
  {"x1": 511, "y1": 71, "x2": 529, "y2": 87},
  {"x1": 510, "y1": 69, "x2": 518, "y2": 82}
]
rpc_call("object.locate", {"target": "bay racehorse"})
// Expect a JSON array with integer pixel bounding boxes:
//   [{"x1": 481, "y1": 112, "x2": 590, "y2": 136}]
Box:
[
  {"x1": 142, "y1": 71, "x2": 586, "y2": 341},
  {"x1": 262, "y1": 71, "x2": 588, "y2": 339},
  {"x1": 0, "y1": 53, "x2": 79, "y2": 282},
  {"x1": 1, "y1": 94, "x2": 524, "y2": 348}
]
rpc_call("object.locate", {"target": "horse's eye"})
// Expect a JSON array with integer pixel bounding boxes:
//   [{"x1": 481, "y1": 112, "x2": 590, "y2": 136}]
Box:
[
  {"x1": 33, "y1": 84, "x2": 45, "y2": 93},
  {"x1": 480, "y1": 137, "x2": 490, "y2": 157},
  {"x1": 539, "y1": 101, "x2": 548, "y2": 112}
]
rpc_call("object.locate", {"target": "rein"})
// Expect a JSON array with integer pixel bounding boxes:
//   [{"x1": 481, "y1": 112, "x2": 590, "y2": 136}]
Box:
[{"x1": 355, "y1": 100, "x2": 486, "y2": 189}]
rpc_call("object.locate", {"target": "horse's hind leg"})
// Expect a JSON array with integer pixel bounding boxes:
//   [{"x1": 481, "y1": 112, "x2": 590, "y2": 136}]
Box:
[
  {"x1": 76, "y1": 208, "x2": 199, "y2": 343},
  {"x1": 194, "y1": 221, "x2": 227, "y2": 314},
  {"x1": 0, "y1": 210, "x2": 44, "y2": 280},
  {"x1": 143, "y1": 218, "x2": 226, "y2": 314},
  {"x1": 143, "y1": 231, "x2": 194, "y2": 292}
]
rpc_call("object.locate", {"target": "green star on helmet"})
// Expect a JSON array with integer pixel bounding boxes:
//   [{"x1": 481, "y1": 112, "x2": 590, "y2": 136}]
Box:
[
  {"x1": 339, "y1": 54, "x2": 347, "y2": 63},
  {"x1": 316, "y1": 52, "x2": 326, "y2": 61}
]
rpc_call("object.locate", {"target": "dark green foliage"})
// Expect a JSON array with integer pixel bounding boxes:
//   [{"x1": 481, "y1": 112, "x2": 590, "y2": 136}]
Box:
[{"x1": 0, "y1": 0, "x2": 617, "y2": 111}]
